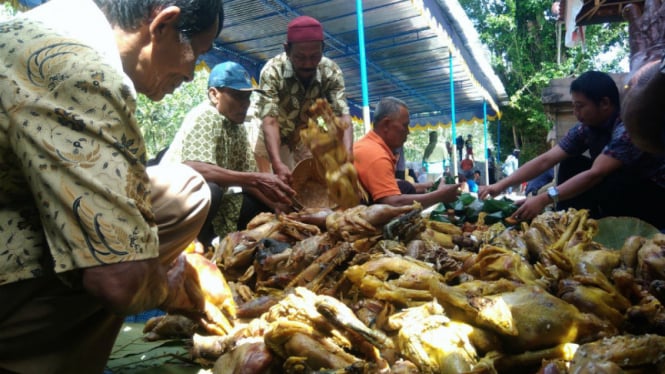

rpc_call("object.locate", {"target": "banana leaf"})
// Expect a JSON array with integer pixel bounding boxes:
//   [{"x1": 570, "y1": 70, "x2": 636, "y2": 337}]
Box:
[
  {"x1": 593, "y1": 216, "x2": 661, "y2": 250},
  {"x1": 429, "y1": 195, "x2": 517, "y2": 226}
]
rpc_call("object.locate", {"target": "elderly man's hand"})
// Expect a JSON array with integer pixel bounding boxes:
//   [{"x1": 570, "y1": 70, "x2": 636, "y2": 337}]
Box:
[
  {"x1": 623, "y1": 0, "x2": 665, "y2": 72},
  {"x1": 255, "y1": 172, "x2": 296, "y2": 205},
  {"x1": 273, "y1": 161, "x2": 293, "y2": 185}
]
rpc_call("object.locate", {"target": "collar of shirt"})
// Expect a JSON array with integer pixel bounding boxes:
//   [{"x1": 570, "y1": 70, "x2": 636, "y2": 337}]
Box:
[{"x1": 366, "y1": 131, "x2": 397, "y2": 164}]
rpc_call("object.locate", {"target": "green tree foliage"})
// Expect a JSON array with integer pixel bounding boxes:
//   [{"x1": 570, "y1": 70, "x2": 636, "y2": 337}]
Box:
[
  {"x1": 136, "y1": 68, "x2": 209, "y2": 158},
  {"x1": 459, "y1": 0, "x2": 628, "y2": 162}
]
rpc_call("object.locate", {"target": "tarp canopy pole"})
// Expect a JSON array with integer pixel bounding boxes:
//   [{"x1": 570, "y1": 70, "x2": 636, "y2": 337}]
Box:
[
  {"x1": 497, "y1": 119, "x2": 501, "y2": 163},
  {"x1": 356, "y1": 0, "x2": 371, "y2": 133},
  {"x1": 483, "y1": 99, "x2": 489, "y2": 185},
  {"x1": 450, "y1": 52, "x2": 458, "y2": 179}
]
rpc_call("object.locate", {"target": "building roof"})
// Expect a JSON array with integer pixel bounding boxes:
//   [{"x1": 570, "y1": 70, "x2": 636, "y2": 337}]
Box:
[{"x1": 561, "y1": 0, "x2": 643, "y2": 26}]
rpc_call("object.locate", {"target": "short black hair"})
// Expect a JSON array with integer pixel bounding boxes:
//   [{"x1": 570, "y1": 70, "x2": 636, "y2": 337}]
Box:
[
  {"x1": 570, "y1": 70, "x2": 620, "y2": 108},
  {"x1": 94, "y1": 0, "x2": 224, "y2": 38}
]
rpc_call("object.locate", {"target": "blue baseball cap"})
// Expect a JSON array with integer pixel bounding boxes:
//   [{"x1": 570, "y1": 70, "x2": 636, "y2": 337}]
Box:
[{"x1": 208, "y1": 61, "x2": 259, "y2": 91}]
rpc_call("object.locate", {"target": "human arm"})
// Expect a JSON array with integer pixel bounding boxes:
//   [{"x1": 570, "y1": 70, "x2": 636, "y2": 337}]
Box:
[
  {"x1": 261, "y1": 115, "x2": 293, "y2": 184},
  {"x1": 511, "y1": 154, "x2": 623, "y2": 221},
  {"x1": 184, "y1": 160, "x2": 295, "y2": 205},
  {"x1": 339, "y1": 114, "x2": 354, "y2": 157},
  {"x1": 413, "y1": 181, "x2": 434, "y2": 193},
  {"x1": 479, "y1": 146, "x2": 566, "y2": 199},
  {"x1": 376, "y1": 181, "x2": 460, "y2": 209}
]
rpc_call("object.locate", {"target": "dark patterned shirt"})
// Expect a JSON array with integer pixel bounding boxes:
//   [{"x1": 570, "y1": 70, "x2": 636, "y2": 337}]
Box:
[
  {"x1": 603, "y1": 122, "x2": 665, "y2": 188},
  {"x1": 558, "y1": 111, "x2": 620, "y2": 159}
]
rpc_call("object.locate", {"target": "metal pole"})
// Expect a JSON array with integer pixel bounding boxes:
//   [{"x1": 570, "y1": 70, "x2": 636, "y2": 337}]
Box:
[
  {"x1": 449, "y1": 53, "x2": 458, "y2": 179},
  {"x1": 497, "y1": 119, "x2": 501, "y2": 163},
  {"x1": 483, "y1": 99, "x2": 489, "y2": 185},
  {"x1": 356, "y1": 0, "x2": 371, "y2": 133}
]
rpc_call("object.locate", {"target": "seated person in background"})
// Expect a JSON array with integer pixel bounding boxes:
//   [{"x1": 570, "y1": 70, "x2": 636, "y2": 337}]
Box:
[
  {"x1": 473, "y1": 169, "x2": 482, "y2": 186},
  {"x1": 354, "y1": 97, "x2": 459, "y2": 208},
  {"x1": 161, "y1": 62, "x2": 295, "y2": 245},
  {"x1": 480, "y1": 71, "x2": 665, "y2": 229},
  {"x1": 463, "y1": 171, "x2": 477, "y2": 193}
]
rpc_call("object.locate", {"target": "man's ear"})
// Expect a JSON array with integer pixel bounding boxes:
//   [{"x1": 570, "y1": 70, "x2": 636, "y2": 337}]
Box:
[
  {"x1": 149, "y1": 6, "x2": 182, "y2": 40},
  {"x1": 599, "y1": 96, "x2": 612, "y2": 110}
]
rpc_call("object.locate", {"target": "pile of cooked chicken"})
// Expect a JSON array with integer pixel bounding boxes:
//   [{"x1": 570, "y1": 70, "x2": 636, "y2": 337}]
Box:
[{"x1": 143, "y1": 204, "x2": 665, "y2": 374}]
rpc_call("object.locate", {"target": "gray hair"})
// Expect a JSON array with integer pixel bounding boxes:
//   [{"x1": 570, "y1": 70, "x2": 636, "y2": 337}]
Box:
[
  {"x1": 93, "y1": 0, "x2": 224, "y2": 39},
  {"x1": 373, "y1": 96, "x2": 407, "y2": 124}
]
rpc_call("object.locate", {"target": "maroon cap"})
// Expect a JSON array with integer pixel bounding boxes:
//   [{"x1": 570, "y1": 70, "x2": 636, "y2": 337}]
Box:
[{"x1": 287, "y1": 16, "x2": 323, "y2": 43}]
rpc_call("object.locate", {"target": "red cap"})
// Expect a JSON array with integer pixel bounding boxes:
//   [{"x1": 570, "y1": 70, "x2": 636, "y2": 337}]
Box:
[{"x1": 287, "y1": 16, "x2": 323, "y2": 43}]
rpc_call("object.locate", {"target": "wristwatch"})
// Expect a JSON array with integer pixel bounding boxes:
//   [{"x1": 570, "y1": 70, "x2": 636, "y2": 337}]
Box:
[{"x1": 547, "y1": 186, "x2": 559, "y2": 208}]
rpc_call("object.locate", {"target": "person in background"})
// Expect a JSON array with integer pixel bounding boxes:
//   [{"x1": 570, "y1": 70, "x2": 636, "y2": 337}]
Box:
[
  {"x1": 0, "y1": 0, "x2": 224, "y2": 371},
  {"x1": 473, "y1": 169, "x2": 482, "y2": 186},
  {"x1": 500, "y1": 149, "x2": 520, "y2": 194},
  {"x1": 395, "y1": 146, "x2": 407, "y2": 180},
  {"x1": 455, "y1": 135, "x2": 464, "y2": 161},
  {"x1": 466, "y1": 170, "x2": 479, "y2": 193},
  {"x1": 480, "y1": 71, "x2": 665, "y2": 229},
  {"x1": 161, "y1": 62, "x2": 296, "y2": 246},
  {"x1": 445, "y1": 139, "x2": 454, "y2": 165},
  {"x1": 460, "y1": 153, "x2": 475, "y2": 174},
  {"x1": 253, "y1": 15, "x2": 352, "y2": 184},
  {"x1": 487, "y1": 148, "x2": 497, "y2": 184},
  {"x1": 465, "y1": 134, "x2": 474, "y2": 160},
  {"x1": 354, "y1": 97, "x2": 459, "y2": 207},
  {"x1": 422, "y1": 131, "x2": 447, "y2": 182}
]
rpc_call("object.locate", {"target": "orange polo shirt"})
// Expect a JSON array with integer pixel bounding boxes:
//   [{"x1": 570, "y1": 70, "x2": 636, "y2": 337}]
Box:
[{"x1": 353, "y1": 131, "x2": 401, "y2": 201}]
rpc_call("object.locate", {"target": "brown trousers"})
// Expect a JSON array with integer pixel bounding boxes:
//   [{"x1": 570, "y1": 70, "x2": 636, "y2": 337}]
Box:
[{"x1": 0, "y1": 164, "x2": 210, "y2": 373}]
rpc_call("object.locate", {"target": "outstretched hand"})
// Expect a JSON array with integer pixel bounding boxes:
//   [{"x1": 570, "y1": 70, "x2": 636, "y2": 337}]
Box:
[
  {"x1": 255, "y1": 172, "x2": 296, "y2": 205},
  {"x1": 478, "y1": 184, "x2": 502, "y2": 200},
  {"x1": 623, "y1": 0, "x2": 665, "y2": 72}
]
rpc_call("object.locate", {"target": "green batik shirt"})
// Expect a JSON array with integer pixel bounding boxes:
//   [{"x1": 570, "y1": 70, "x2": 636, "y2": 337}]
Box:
[
  {"x1": 254, "y1": 52, "x2": 350, "y2": 147},
  {"x1": 163, "y1": 102, "x2": 256, "y2": 238},
  {"x1": 0, "y1": 18, "x2": 159, "y2": 286}
]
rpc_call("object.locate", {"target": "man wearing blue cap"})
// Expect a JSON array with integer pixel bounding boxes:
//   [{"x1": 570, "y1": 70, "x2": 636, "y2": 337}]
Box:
[{"x1": 162, "y1": 62, "x2": 295, "y2": 245}]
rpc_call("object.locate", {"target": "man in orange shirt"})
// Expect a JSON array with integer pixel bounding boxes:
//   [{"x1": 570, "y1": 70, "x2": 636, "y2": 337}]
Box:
[{"x1": 353, "y1": 97, "x2": 459, "y2": 207}]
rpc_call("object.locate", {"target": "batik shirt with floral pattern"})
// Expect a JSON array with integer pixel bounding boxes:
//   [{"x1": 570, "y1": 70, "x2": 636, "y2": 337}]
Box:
[
  {"x1": 164, "y1": 102, "x2": 256, "y2": 238},
  {"x1": 0, "y1": 18, "x2": 158, "y2": 286},
  {"x1": 254, "y1": 52, "x2": 350, "y2": 148}
]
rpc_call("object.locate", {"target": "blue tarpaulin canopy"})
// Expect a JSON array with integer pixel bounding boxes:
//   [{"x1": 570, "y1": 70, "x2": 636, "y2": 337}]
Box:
[
  {"x1": 18, "y1": 0, "x2": 507, "y2": 130},
  {"x1": 202, "y1": 0, "x2": 507, "y2": 130}
]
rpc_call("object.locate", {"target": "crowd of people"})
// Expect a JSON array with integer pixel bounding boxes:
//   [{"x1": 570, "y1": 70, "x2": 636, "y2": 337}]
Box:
[{"x1": 2, "y1": 0, "x2": 665, "y2": 370}]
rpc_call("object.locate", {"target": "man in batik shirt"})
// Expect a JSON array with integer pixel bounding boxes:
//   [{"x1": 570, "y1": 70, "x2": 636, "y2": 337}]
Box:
[
  {"x1": 0, "y1": 0, "x2": 222, "y2": 371},
  {"x1": 253, "y1": 15, "x2": 353, "y2": 184},
  {"x1": 162, "y1": 62, "x2": 295, "y2": 245}
]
